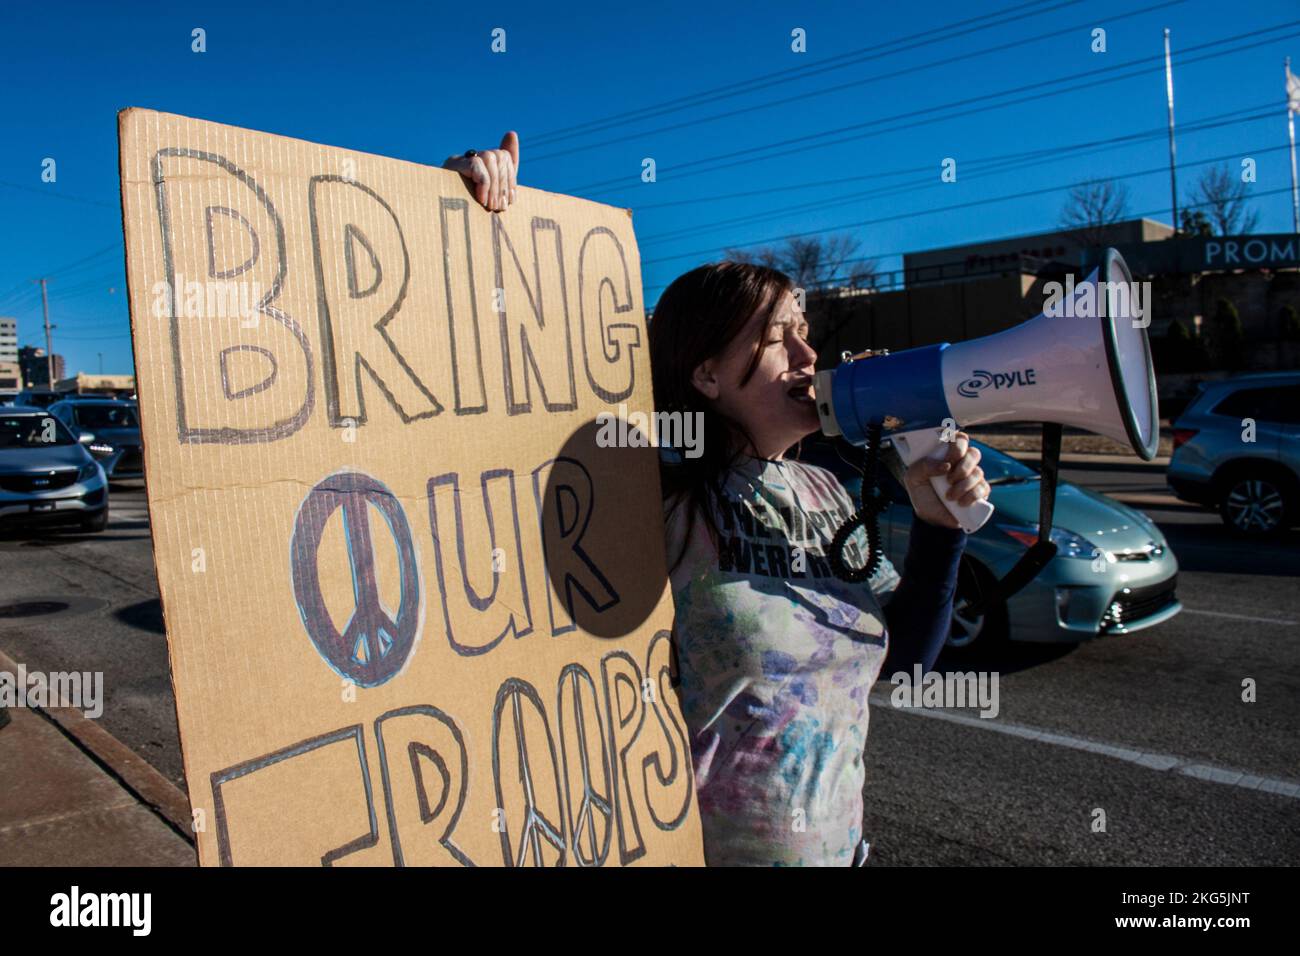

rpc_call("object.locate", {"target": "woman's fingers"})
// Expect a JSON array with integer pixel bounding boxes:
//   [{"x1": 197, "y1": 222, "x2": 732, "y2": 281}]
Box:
[
  {"x1": 444, "y1": 130, "x2": 521, "y2": 211},
  {"x1": 945, "y1": 466, "x2": 986, "y2": 501},
  {"x1": 942, "y1": 432, "x2": 971, "y2": 461},
  {"x1": 958, "y1": 481, "x2": 991, "y2": 508},
  {"x1": 946, "y1": 444, "x2": 981, "y2": 485},
  {"x1": 498, "y1": 151, "x2": 516, "y2": 209},
  {"x1": 464, "y1": 154, "x2": 491, "y2": 208},
  {"x1": 482, "y1": 151, "x2": 502, "y2": 210},
  {"x1": 499, "y1": 130, "x2": 520, "y2": 204}
]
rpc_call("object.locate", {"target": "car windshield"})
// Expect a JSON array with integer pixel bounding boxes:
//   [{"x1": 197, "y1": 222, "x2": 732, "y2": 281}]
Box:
[
  {"x1": 796, "y1": 437, "x2": 1038, "y2": 485},
  {"x1": 970, "y1": 441, "x2": 1040, "y2": 484},
  {"x1": 74, "y1": 404, "x2": 138, "y2": 430},
  {"x1": 0, "y1": 414, "x2": 76, "y2": 448}
]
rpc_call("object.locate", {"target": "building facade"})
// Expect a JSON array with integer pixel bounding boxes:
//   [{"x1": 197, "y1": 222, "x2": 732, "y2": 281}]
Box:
[
  {"x1": 0, "y1": 317, "x2": 17, "y2": 365},
  {"x1": 18, "y1": 344, "x2": 66, "y2": 389}
]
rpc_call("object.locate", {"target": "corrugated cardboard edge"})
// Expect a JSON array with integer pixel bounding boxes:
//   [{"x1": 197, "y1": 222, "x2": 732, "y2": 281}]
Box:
[
  {"x1": 116, "y1": 106, "x2": 199, "y2": 857},
  {"x1": 119, "y1": 106, "x2": 632, "y2": 216}
]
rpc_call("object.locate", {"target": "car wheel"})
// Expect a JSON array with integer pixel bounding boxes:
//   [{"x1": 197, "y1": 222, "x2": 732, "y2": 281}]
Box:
[
  {"x1": 80, "y1": 509, "x2": 109, "y2": 533},
  {"x1": 1219, "y1": 474, "x2": 1289, "y2": 535},
  {"x1": 945, "y1": 557, "x2": 1009, "y2": 655}
]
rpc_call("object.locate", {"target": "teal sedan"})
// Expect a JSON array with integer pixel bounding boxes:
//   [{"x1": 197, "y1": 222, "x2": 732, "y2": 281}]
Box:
[{"x1": 796, "y1": 439, "x2": 1182, "y2": 655}]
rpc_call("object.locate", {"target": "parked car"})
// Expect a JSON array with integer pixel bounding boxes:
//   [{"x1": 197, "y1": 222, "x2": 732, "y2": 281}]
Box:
[
  {"x1": 12, "y1": 388, "x2": 60, "y2": 409},
  {"x1": 0, "y1": 406, "x2": 109, "y2": 533},
  {"x1": 46, "y1": 398, "x2": 144, "y2": 480},
  {"x1": 1167, "y1": 371, "x2": 1300, "y2": 535},
  {"x1": 795, "y1": 437, "x2": 1181, "y2": 654}
]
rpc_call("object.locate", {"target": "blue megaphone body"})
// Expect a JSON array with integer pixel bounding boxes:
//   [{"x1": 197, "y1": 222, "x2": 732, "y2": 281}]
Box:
[{"x1": 813, "y1": 249, "x2": 1159, "y2": 533}]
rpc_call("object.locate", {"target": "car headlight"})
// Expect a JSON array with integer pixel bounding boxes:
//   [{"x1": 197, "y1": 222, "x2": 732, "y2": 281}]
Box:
[
  {"x1": 77, "y1": 461, "x2": 102, "y2": 482},
  {"x1": 997, "y1": 523, "x2": 1097, "y2": 559},
  {"x1": 88, "y1": 442, "x2": 114, "y2": 456}
]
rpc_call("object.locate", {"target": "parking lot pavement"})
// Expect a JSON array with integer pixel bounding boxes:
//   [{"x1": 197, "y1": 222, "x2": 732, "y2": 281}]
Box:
[
  {"x1": 0, "y1": 468, "x2": 1296, "y2": 865},
  {"x1": 0, "y1": 482, "x2": 186, "y2": 789}
]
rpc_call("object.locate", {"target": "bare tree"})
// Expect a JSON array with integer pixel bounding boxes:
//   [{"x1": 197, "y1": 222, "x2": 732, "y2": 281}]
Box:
[
  {"x1": 1187, "y1": 164, "x2": 1259, "y2": 236},
  {"x1": 1058, "y1": 179, "x2": 1130, "y2": 247},
  {"x1": 724, "y1": 234, "x2": 878, "y2": 293}
]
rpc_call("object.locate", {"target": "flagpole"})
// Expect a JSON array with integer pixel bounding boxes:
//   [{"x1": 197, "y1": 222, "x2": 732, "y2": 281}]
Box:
[
  {"x1": 1164, "y1": 29, "x2": 1179, "y2": 232},
  {"x1": 1288, "y1": 57, "x2": 1299, "y2": 233}
]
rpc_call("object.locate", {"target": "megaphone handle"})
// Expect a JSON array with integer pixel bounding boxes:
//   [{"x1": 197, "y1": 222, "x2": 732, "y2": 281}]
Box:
[{"x1": 891, "y1": 428, "x2": 995, "y2": 534}]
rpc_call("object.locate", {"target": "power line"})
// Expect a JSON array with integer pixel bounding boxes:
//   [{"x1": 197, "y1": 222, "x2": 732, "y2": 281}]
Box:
[
  {"x1": 563, "y1": 18, "x2": 1300, "y2": 197},
  {"x1": 642, "y1": 140, "x2": 1292, "y2": 269},
  {"x1": 0, "y1": 179, "x2": 118, "y2": 209},
  {"x1": 0, "y1": 243, "x2": 123, "y2": 313},
  {"x1": 800, "y1": 184, "x2": 1300, "y2": 292},
  {"x1": 630, "y1": 99, "x2": 1261, "y2": 211},
  {"x1": 528, "y1": 0, "x2": 1075, "y2": 147},
  {"x1": 531, "y1": 0, "x2": 1182, "y2": 163},
  {"x1": 637, "y1": 105, "x2": 1277, "y2": 245}
]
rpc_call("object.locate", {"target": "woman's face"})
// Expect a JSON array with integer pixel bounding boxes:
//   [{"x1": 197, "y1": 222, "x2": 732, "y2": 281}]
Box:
[{"x1": 693, "y1": 289, "x2": 820, "y2": 459}]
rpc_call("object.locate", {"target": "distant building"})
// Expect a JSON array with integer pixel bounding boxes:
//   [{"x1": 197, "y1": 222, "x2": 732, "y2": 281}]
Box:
[
  {"x1": 18, "y1": 344, "x2": 65, "y2": 388},
  {"x1": 0, "y1": 361, "x2": 20, "y2": 400},
  {"x1": 809, "y1": 218, "x2": 1300, "y2": 413},
  {"x1": 0, "y1": 317, "x2": 17, "y2": 365},
  {"x1": 54, "y1": 373, "x2": 135, "y2": 397},
  {"x1": 901, "y1": 218, "x2": 1175, "y2": 287}
]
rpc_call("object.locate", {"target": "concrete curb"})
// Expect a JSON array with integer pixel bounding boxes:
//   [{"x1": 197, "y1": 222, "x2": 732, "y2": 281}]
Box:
[
  {"x1": 0, "y1": 647, "x2": 194, "y2": 843},
  {"x1": 1004, "y1": 449, "x2": 1173, "y2": 468}
]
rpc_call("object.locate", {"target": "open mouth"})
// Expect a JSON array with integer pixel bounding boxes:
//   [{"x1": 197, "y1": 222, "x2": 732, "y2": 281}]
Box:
[{"x1": 787, "y1": 380, "x2": 816, "y2": 403}]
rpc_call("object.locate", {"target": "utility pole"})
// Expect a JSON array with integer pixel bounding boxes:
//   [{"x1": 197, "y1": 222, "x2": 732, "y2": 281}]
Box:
[
  {"x1": 36, "y1": 277, "x2": 54, "y2": 388},
  {"x1": 1288, "y1": 57, "x2": 1299, "y2": 233},
  {"x1": 1164, "y1": 29, "x2": 1179, "y2": 233}
]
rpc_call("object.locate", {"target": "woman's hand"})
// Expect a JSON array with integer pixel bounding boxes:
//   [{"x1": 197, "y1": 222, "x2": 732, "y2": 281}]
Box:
[
  {"x1": 443, "y1": 130, "x2": 520, "y2": 212},
  {"x1": 902, "y1": 431, "x2": 989, "y2": 530}
]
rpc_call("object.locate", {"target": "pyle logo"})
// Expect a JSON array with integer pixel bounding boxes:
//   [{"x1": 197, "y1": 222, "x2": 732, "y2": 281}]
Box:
[
  {"x1": 50, "y1": 886, "x2": 151, "y2": 936},
  {"x1": 957, "y1": 368, "x2": 1037, "y2": 398}
]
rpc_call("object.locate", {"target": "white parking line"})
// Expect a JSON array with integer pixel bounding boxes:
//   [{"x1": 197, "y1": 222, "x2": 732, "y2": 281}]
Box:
[
  {"x1": 869, "y1": 693, "x2": 1300, "y2": 800},
  {"x1": 1180, "y1": 608, "x2": 1296, "y2": 626}
]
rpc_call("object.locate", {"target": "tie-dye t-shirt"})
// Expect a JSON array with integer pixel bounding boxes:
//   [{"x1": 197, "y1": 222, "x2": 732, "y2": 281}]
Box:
[{"x1": 664, "y1": 455, "x2": 901, "y2": 867}]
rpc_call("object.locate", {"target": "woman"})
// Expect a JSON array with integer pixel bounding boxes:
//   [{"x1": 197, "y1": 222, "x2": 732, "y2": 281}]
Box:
[{"x1": 649, "y1": 261, "x2": 989, "y2": 867}]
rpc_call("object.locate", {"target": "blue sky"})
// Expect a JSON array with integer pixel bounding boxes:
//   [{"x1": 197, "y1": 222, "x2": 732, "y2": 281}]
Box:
[{"x1": 1, "y1": 0, "x2": 1298, "y2": 377}]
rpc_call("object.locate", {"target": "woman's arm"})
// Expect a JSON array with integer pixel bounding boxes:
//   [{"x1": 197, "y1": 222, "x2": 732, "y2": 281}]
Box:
[
  {"x1": 878, "y1": 430, "x2": 987, "y2": 675},
  {"x1": 879, "y1": 518, "x2": 966, "y2": 675}
]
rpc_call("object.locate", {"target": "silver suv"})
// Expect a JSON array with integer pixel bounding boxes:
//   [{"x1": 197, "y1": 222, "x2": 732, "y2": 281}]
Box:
[
  {"x1": 1167, "y1": 372, "x2": 1300, "y2": 534},
  {"x1": 46, "y1": 398, "x2": 143, "y2": 480}
]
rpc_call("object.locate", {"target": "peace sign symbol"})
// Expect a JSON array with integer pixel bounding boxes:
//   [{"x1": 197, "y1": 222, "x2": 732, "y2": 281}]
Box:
[
  {"x1": 492, "y1": 678, "x2": 567, "y2": 867},
  {"x1": 291, "y1": 471, "x2": 421, "y2": 687}
]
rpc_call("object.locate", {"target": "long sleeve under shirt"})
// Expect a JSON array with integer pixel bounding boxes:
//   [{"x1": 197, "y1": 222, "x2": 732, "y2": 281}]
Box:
[{"x1": 665, "y1": 455, "x2": 965, "y2": 866}]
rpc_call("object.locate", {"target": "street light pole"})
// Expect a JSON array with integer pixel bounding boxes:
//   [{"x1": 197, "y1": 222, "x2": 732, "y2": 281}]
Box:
[{"x1": 37, "y1": 277, "x2": 53, "y2": 388}]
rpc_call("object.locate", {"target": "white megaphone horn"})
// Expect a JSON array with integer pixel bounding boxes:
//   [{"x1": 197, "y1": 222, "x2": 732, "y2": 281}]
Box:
[{"x1": 814, "y1": 248, "x2": 1159, "y2": 534}]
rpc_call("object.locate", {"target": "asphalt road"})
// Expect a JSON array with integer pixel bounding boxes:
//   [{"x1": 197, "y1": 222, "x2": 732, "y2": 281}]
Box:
[{"x1": 1, "y1": 467, "x2": 1297, "y2": 865}]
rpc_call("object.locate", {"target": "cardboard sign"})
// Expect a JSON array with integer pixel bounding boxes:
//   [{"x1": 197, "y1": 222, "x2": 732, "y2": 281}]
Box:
[{"x1": 118, "y1": 109, "x2": 703, "y2": 866}]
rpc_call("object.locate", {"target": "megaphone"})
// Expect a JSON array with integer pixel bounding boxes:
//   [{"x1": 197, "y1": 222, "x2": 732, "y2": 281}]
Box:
[{"x1": 814, "y1": 248, "x2": 1158, "y2": 534}]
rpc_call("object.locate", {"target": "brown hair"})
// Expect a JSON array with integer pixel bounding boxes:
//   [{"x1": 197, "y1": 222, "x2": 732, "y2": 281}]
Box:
[{"x1": 648, "y1": 260, "x2": 795, "y2": 572}]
